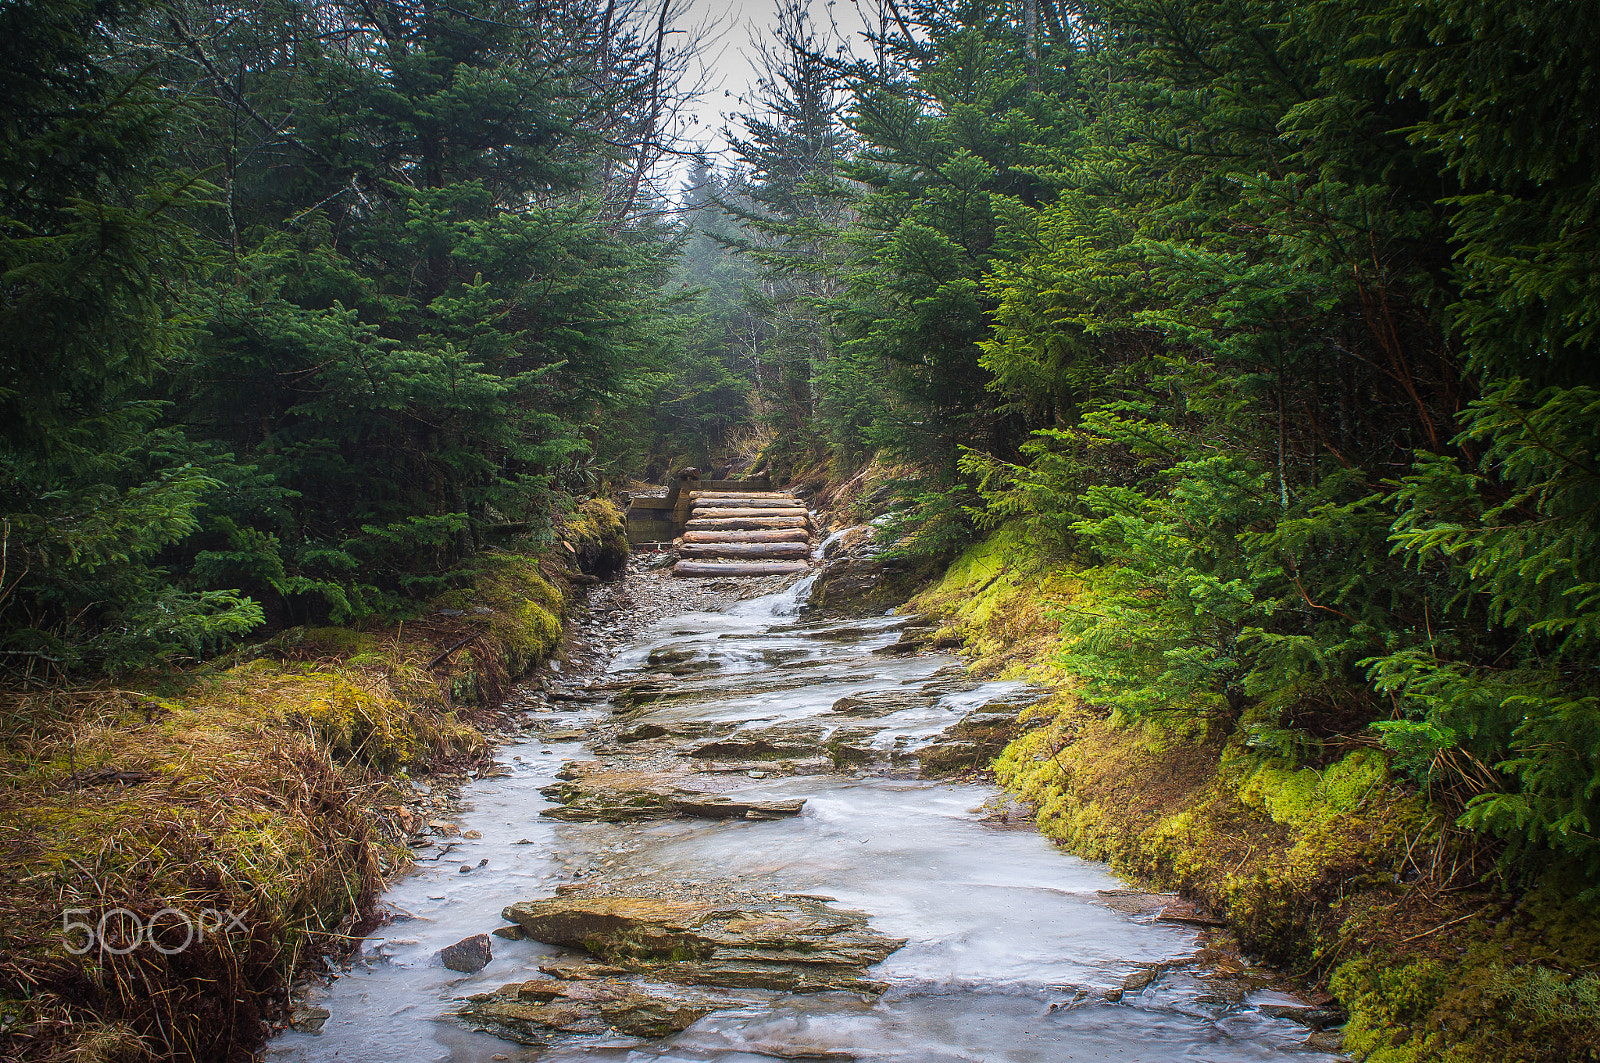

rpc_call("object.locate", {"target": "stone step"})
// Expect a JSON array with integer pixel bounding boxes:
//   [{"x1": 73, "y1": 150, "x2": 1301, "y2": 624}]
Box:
[{"x1": 673, "y1": 560, "x2": 812, "y2": 578}]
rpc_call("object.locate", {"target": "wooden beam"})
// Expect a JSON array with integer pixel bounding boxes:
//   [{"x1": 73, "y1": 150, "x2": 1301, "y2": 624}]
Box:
[
  {"x1": 689, "y1": 497, "x2": 803, "y2": 509},
  {"x1": 686, "y1": 516, "x2": 809, "y2": 530},
  {"x1": 680, "y1": 542, "x2": 811, "y2": 560},
  {"x1": 682, "y1": 529, "x2": 810, "y2": 544},
  {"x1": 690, "y1": 507, "x2": 808, "y2": 519},
  {"x1": 674, "y1": 560, "x2": 810, "y2": 577}
]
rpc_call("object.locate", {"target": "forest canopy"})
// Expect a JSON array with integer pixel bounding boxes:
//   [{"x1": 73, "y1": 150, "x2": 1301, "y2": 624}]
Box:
[{"x1": 4, "y1": 0, "x2": 1599, "y2": 877}]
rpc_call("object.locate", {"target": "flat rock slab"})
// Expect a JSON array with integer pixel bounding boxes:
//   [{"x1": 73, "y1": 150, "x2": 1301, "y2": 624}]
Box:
[
  {"x1": 459, "y1": 977, "x2": 726, "y2": 1044},
  {"x1": 500, "y1": 895, "x2": 906, "y2": 993},
  {"x1": 668, "y1": 795, "x2": 806, "y2": 820},
  {"x1": 540, "y1": 768, "x2": 806, "y2": 822}
]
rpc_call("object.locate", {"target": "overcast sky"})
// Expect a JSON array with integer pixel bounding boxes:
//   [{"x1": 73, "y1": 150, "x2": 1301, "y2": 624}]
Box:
[{"x1": 675, "y1": 0, "x2": 875, "y2": 161}]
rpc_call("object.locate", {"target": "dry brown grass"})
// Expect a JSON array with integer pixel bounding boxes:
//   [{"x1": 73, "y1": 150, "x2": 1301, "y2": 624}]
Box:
[{"x1": 0, "y1": 554, "x2": 572, "y2": 1061}]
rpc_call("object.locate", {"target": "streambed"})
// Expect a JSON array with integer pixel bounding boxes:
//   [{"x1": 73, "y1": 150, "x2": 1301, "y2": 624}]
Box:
[{"x1": 269, "y1": 570, "x2": 1341, "y2": 1062}]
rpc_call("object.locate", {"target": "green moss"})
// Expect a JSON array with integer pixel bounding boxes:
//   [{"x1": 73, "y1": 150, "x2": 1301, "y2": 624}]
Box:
[
  {"x1": 1234, "y1": 749, "x2": 1391, "y2": 830},
  {"x1": 565, "y1": 498, "x2": 628, "y2": 576},
  {"x1": 492, "y1": 600, "x2": 562, "y2": 669},
  {"x1": 911, "y1": 522, "x2": 1080, "y2": 675},
  {"x1": 930, "y1": 524, "x2": 1600, "y2": 1060},
  {"x1": 297, "y1": 626, "x2": 381, "y2": 657}
]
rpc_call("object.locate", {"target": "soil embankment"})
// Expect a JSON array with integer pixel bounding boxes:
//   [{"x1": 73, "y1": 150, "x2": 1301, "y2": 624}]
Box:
[{"x1": 0, "y1": 504, "x2": 631, "y2": 1061}]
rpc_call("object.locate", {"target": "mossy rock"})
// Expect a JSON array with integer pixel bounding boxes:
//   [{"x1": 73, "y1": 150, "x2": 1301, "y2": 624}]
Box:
[{"x1": 566, "y1": 498, "x2": 628, "y2": 577}]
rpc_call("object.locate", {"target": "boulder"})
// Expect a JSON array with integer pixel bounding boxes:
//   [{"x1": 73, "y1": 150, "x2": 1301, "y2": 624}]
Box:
[{"x1": 806, "y1": 527, "x2": 937, "y2": 618}]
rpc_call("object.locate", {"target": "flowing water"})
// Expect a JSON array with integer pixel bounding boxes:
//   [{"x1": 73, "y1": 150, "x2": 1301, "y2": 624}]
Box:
[{"x1": 270, "y1": 573, "x2": 1340, "y2": 1062}]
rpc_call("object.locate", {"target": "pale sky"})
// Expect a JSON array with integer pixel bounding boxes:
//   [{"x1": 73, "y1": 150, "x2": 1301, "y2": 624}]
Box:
[{"x1": 677, "y1": 0, "x2": 876, "y2": 161}]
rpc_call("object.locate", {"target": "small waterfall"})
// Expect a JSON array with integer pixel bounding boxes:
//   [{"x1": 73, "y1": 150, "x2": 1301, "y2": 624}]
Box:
[
  {"x1": 813, "y1": 524, "x2": 862, "y2": 561},
  {"x1": 729, "y1": 569, "x2": 819, "y2": 618}
]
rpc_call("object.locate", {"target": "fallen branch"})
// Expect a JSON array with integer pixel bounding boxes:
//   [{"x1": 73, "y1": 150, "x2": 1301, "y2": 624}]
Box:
[{"x1": 427, "y1": 633, "x2": 480, "y2": 671}]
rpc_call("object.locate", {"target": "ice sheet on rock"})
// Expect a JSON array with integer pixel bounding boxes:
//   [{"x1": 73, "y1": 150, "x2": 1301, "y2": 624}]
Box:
[{"x1": 270, "y1": 572, "x2": 1341, "y2": 1063}]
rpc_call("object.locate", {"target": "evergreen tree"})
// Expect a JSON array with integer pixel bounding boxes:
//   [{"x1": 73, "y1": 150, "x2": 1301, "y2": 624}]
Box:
[{"x1": 0, "y1": 0, "x2": 260, "y2": 676}]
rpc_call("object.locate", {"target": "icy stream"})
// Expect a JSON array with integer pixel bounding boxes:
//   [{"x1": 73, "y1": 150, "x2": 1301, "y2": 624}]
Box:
[{"x1": 270, "y1": 573, "x2": 1339, "y2": 1062}]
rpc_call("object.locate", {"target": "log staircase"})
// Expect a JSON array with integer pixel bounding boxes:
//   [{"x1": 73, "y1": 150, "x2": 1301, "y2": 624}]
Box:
[
  {"x1": 624, "y1": 471, "x2": 816, "y2": 578},
  {"x1": 674, "y1": 489, "x2": 814, "y2": 577}
]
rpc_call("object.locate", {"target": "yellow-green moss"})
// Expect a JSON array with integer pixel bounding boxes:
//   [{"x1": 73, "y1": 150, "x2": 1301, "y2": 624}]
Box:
[
  {"x1": 563, "y1": 497, "x2": 628, "y2": 576},
  {"x1": 938, "y1": 524, "x2": 1600, "y2": 1061},
  {"x1": 1233, "y1": 749, "x2": 1391, "y2": 830},
  {"x1": 910, "y1": 522, "x2": 1080, "y2": 677}
]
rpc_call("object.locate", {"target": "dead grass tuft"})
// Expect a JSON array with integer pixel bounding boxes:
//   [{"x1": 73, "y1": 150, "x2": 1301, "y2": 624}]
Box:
[{"x1": 0, "y1": 550, "x2": 572, "y2": 1061}]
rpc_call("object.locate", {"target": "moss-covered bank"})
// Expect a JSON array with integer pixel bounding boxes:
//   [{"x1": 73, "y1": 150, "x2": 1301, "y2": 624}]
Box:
[
  {"x1": 0, "y1": 549, "x2": 586, "y2": 1062},
  {"x1": 913, "y1": 525, "x2": 1600, "y2": 1063}
]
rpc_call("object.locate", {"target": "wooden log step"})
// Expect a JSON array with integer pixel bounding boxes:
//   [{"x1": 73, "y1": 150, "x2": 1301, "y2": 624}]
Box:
[
  {"x1": 683, "y1": 529, "x2": 810, "y2": 544},
  {"x1": 688, "y1": 491, "x2": 795, "y2": 500},
  {"x1": 689, "y1": 497, "x2": 803, "y2": 509},
  {"x1": 689, "y1": 507, "x2": 809, "y2": 519},
  {"x1": 674, "y1": 560, "x2": 811, "y2": 578},
  {"x1": 680, "y1": 542, "x2": 811, "y2": 560},
  {"x1": 686, "y1": 516, "x2": 810, "y2": 531}
]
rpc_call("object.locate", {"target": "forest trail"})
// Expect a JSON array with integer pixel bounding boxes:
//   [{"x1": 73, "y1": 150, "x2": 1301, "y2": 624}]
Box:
[
  {"x1": 673, "y1": 490, "x2": 816, "y2": 578},
  {"x1": 272, "y1": 565, "x2": 1341, "y2": 1062}
]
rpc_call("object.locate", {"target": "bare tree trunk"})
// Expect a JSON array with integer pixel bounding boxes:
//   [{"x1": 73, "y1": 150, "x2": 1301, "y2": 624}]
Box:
[{"x1": 1024, "y1": 0, "x2": 1040, "y2": 93}]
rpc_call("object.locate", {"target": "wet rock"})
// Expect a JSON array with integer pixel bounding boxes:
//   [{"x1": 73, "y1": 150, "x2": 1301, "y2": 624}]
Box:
[
  {"x1": 437, "y1": 933, "x2": 493, "y2": 973},
  {"x1": 500, "y1": 895, "x2": 906, "y2": 993},
  {"x1": 917, "y1": 701, "x2": 1030, "y2": 778},
  {"x1": 615, "y1": 719, "x2": 727, "y2": 744},
  {"x1": 540, "y1": 770, "x2": 682, "y2": 821},
  {"x1": 1094, "y1": 889, "x2": 1175, "y2": 917},
  {"x1": 460, "y1": 977, "x2": 722, "y2": 1043},
  {"x1": 806, "y1": 527, "x2": 936, "y2": 618},
  {"x1": 1156, "y1": 902, "x2": 1229, "y2": 928},
  {"x1": 492, "y1": 925, "x2": 527, "y2": 941},
  {"x1": 541, "y1": 766, "x2": 806, "y2": 823},
  {"x1": 828, "y1": 689, "x2": 933, "y2": 718},
  {"x1": 537, "y1": 958, "x2": 631, "y2": 980},
  {"x1": 666, "y1": 795, "x2": 806, "y2": 819},
  {"x1": 824, "y1": 735, "x2": 877, "y2": 767},
  {"x1": 1304, "y1": 1028, "x2": 1346, "y2": 1052},
  {"x1": 647, "y1": 648, "x2": 698, "y2": 666},
  {"x1": 288, "y1": 1006, "x2": 330, "y2": 1033},
  {"x1": 1258, "y1": 1003, "x2": 1345, "y2": 1028},
  {"x1": 616, "y1": 721, "x2": 671, "y2": 742},
  {"x1": 689, "y1": 725, "x2": 825, "y2": 761}
]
